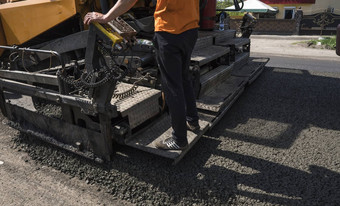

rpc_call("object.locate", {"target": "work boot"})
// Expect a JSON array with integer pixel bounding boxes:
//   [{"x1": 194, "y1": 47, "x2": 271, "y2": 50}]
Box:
[
  {"x1": 155, "y1": 137, "x2": 188, "y2": 150},
  {"x1": 187, "y1": 121, "x2": 200, "y2": 132}
]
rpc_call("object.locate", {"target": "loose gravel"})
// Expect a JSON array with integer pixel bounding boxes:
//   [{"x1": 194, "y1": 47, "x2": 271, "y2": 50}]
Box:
[{"x1": 11, "y1": 66, "x2": 340, "y2": 206}]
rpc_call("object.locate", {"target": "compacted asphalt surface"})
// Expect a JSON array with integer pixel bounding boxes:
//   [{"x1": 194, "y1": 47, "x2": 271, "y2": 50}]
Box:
[{"x1": 0, "y1": 35, "x2": 339, "y2": 206}]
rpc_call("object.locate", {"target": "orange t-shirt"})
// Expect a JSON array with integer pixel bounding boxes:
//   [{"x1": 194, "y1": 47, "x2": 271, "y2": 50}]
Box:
[{"x1": 154, "y1": 0, "x2": 200, "y2": 34}]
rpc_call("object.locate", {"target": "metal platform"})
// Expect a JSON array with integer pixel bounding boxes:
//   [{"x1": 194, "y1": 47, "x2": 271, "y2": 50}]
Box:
[
  {"x1": 111, "y1": 82, "x2": 161, "y2": 129},
  {"x1": 125, "y1": 115, "x2": 210, "y2": 164},
  {"x1": 122, "y1": 58, "x2": 266, "y2": 163}
]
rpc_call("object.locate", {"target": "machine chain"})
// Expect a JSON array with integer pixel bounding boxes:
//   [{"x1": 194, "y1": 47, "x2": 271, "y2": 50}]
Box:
[
  {"x1": 57, "y1": 43, "x2": 127, "y2": 90},
  {"x1": 112, "y1": 73, "x2": 151, "y2": 100},
  {"x1": 80, "y1": 66, "x2": 121, "y2": 88}
]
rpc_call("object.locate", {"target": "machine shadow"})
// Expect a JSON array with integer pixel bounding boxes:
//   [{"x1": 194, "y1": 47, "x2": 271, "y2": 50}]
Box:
[
  {"x1": 210, "y1": 66, "x2": 340, "y2": 149},
  {"x1": 205, "y1": 147, "x2": 339, "y2": 205}
]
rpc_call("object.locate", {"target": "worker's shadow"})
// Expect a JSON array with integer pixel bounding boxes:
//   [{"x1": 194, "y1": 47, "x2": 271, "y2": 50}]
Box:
[
  {"x1": 114, "y1": 136, "x2": 339, "y2": 205},
  {"x1": 194, "y1": 143, "x2": 340, "y2": 205}
]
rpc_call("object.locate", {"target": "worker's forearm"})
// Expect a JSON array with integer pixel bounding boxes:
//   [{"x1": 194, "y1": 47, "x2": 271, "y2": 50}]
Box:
[{"x1": 103, "y1": 0, "x2": 138, "y2": 22}]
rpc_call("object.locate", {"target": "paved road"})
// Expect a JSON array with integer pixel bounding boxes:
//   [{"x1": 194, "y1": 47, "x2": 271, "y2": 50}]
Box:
[{"x1": 252, "y1": 54, "x2": 340, "y2": 73}]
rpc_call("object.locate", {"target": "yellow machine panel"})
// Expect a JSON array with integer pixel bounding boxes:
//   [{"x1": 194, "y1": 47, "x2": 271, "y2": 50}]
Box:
[
  {"x1": 93, "y1": 22, "x2": 124, "y2": 45},
  {"x1": 0, "y1": 0, "x2": 77, "y2": 46}
]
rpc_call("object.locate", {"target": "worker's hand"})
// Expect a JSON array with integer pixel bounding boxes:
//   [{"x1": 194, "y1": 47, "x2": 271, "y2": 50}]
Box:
[{"x1": 84, "y1": 12, "x2": 107, "y2": 25}]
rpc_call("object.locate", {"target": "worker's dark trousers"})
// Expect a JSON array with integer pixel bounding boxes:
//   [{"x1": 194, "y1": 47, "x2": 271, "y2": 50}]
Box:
[{"x1": 153, "y1": 28, "x2": 199, "y2": 146}]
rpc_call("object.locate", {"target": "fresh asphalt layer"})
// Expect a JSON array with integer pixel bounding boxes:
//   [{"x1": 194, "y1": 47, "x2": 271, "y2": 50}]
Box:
[{"x1": 0, "y1": 35, "x2": 339, "y2": 205}]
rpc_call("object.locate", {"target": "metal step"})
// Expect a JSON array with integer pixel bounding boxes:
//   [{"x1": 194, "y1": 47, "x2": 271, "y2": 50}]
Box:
[
  {"x1": 196, "y1": 76, "x2": 247, "y2": 113},
  {"x1": 197, "y1": 85, "x2": 245, "y2": 129},
  {"x1": 213, "y1": 30, "x2": 237, "y2": 44},
  {"x1": 191, "y1": 45, "x2": 230, "y2": 66},
  {"x1": 198, "y1": 30, "x2": 236, "y2": 44},
  {"x1": 199, "y1": 63, "x2": 234, "y2": 97},
  {"x1": 234, "y1": 52, "x2": 250, "y2": 70},
  {"x1": 216, "y1": 38, "x2": 250, "y2": 62},
  {"x1": 194, "y1": 30, "x2": 236, "y2": 51},
  {"x1": 232, "y1": 57, "x2": 270, "y2": 85},
  {"x1": 194, "y1": 35, "x2": 213, "y2": 51},
  {"x1": 215, "y1": 37, "x2": 250, "y2": 48},
  {"x1": 125, "y1": 115, "x2": 210, "y2": 164}
]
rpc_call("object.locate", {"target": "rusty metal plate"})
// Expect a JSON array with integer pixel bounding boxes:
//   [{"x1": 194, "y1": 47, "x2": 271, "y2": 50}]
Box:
[
  {"x1": 108, "y1": 17, "x2": 137, "y2": 40},
  {"x1": 111, "y1": 82, "x2": 161, "y2": 129}
]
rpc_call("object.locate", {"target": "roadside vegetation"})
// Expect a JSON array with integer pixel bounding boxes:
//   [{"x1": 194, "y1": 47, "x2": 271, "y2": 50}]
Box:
[
  {"x1": 306, "y1": 36, "x2": 337, "y2": 50},
  {"x1": 216, "y1": 0, "x2": 245, "y2": 18},
  {"x1": 216, "y1": 0, "x2": 233, "y2": 9}
]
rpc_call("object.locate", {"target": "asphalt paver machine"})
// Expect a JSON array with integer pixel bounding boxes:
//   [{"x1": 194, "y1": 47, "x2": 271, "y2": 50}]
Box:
[{"x1": 0, "y1": 0, "x2": 268, "y2": 164}]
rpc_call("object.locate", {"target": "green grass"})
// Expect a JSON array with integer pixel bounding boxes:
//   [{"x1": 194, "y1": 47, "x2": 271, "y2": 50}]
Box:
[
  {"x1": 216, "y1": 1, "x2": 245, "y2": 17},
  {"x1": 307, "y1": 36, "x2": 336, "y2": 50}
]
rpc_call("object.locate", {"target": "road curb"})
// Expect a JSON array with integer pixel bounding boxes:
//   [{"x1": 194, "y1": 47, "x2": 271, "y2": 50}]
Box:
[
  {"x1": 251, "y1": 52, "x2": 340, "y2": 62},
  {"x1": 250, "y1": 35, "x2": 323, "y2": 41}
]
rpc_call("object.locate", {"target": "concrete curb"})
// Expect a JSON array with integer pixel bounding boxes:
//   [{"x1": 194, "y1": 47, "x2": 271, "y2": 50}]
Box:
[
  {"x1": 250, "y1": 35, "x2": 324, "y2": 41},
  {"x1": 251, "y1": 52, "x2": 340, "y2": 62}
]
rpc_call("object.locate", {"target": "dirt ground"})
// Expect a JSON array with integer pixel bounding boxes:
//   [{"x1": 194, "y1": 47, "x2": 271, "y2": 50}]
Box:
[
  {"x1": 0, "y1": 118, "x2": 132, "y2": 205},
  {"x1": 0, "y1": 36, "x2": 339, "y2": 205}
]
